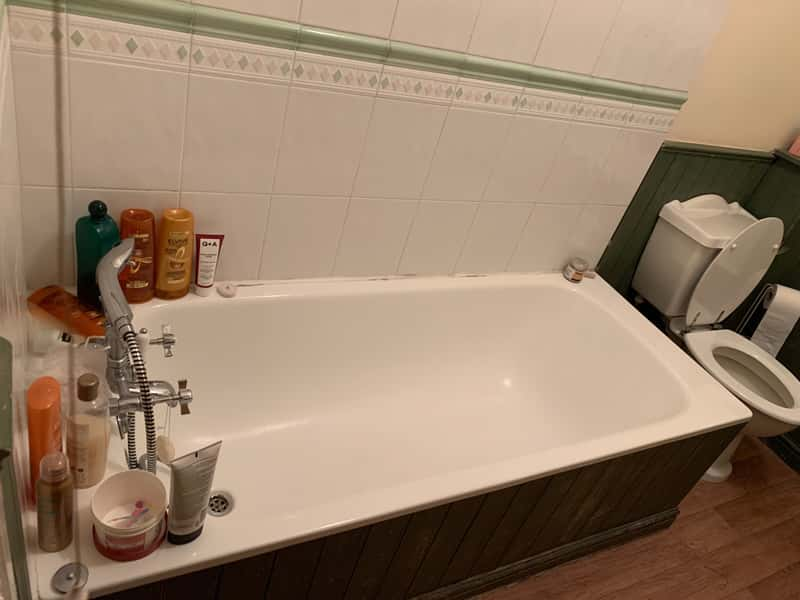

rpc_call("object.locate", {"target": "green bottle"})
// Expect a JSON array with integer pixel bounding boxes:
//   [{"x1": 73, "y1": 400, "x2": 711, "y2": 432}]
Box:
[{"x1": 75, "y1": 200, "x2": 120, "y2": 309}]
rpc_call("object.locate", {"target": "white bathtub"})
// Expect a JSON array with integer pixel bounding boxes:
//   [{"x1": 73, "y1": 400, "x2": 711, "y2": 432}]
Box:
[{"x1": 30, "y1": 273, "x2": 750, "y2": 598}]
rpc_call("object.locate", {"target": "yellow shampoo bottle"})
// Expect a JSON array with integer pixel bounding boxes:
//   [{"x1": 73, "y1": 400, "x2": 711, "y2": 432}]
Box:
[{"x1": 155, "y1": 208, "x2": 194, "y2": 300}]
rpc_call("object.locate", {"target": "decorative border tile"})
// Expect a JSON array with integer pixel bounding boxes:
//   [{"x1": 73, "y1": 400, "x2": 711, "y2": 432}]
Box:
[
  {"x1": 291, "y1": 50, "x2": 380, "y2": 96},
  {"x1": 518, "y1": 89, "x2": 581, "y2": 120},
  {"x1": 575, "y1": 98, "x2": 633, "y2": 127},
  {"x1": 68, "y1": 12, "x2": 189, "y2": 71},
  {"x1": 627, "y1": 106, "x2": 677, "y2": 132},
  {"x1": 453, "y1": 77, "x2": 523, "y2": 114},
  {"x1": 378, "y1": 65, "x2": 456, "y2": 105},
  {"x1": 190, "y1": 34, "x2": 292, "y2": 84},
  {"x1": 8, "y1": 5, "x2": 66, "y2": 53}
]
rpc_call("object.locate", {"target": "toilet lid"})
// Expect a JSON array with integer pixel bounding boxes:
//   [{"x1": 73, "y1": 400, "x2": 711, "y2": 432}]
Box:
[{"x1": 686, "y1": 217, "x2": 783, "y2": 327}]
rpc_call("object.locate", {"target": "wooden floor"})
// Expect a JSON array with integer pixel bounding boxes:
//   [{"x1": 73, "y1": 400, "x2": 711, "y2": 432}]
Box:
[{"x1": 478, "y1": 436, "x2": 800, "y2": 600}]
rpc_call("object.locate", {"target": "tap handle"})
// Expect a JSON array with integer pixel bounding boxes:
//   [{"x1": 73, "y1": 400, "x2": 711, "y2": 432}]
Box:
[{"x1": 178, "y1": 379, "x2": 192, "y2": 415}]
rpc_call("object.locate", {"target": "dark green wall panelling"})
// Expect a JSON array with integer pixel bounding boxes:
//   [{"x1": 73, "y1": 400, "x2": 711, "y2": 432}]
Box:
[{"x1": 597, "y1": 142, "x2": 773, "y2": 295}]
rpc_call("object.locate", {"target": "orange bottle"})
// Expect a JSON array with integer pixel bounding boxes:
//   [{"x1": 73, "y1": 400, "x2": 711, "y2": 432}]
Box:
[
  {"x1": 27, "y1": 286, "x2": 105, "y2": 338},
  {"x1": 155, "y1": 208, "x2": 194, "y2": 300},
  {"x1": 27, "y1": 376, "x2": 63, "y2": 502},
  {"x1": 119, "y1": 208, "x2": 156, "y2": 303}
]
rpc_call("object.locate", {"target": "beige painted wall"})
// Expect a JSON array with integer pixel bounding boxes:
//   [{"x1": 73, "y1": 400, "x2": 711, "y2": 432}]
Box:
[{"x1": 670, "y1": 0, "x2": 800, "y2": 151}]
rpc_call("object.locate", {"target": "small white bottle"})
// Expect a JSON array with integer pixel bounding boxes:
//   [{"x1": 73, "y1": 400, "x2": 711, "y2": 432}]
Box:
[{"x1": 66, "y1": 373, "x2": 109, "y2": 488}]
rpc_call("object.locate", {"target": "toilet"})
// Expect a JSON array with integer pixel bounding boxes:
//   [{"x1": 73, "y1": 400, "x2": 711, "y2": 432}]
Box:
[{"x1": 633, "y1": 194, "x2": 800, "y2": 482}]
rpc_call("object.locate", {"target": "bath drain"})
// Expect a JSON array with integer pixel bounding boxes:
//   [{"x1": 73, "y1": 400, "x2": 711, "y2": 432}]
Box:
[{"x1": 208, "y1": 491, "x2": 233, "y2": 517}]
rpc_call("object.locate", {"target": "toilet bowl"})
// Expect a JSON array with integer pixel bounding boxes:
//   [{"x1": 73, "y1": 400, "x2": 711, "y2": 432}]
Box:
[{"x1": 684, "y1": 328, "x2": 800, "y2": 481}]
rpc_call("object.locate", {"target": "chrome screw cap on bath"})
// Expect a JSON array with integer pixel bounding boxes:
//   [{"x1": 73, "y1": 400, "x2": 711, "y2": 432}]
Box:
[{"x1": 51, "y1": 563, "x2": 88, "y2": 594}]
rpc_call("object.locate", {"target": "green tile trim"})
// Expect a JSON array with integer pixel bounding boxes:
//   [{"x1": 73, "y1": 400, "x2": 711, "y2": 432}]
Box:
[
  {"x1": 7, "y1": 0, "x2": 688, "y2": 108},
  {"x1": 194, "y1": 4, "x2": 298, "y2": 49},
  {"x1": 0, "y1": 338, "x2": 32, "y2": 600}
]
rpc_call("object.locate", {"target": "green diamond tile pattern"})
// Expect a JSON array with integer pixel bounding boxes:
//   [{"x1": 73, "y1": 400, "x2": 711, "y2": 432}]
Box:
[
  {"x1": 70, "y1": 30, "x2": 84, "y2": 47},
  {"x1": 193, "y1": 49, "x2": 204, "y2": 64},
  {"x1": 126, "y1": 37, "x2": 138, "y2": 53},
  {"x1": 238, "y1": 56, "x2": 249, "y2": 69},
  {"x1": 177, "y1": 46, "x2": 188, "y2": 60},
  {"x1": 333, "y1": 69, "x2": 342, "y2": 83}
]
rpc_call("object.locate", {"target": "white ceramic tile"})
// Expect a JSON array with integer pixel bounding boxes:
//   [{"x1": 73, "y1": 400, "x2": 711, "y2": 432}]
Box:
[
  {"x1": 456, "y1": 203, "x2": 531, "y2": 273},
  {"x1": 69, "y1": 59, "x2": 188, "y2": 189},
  {"x1": 71, "y1": 188, "x2": 179, "y2": 227},
  {"x1": 194, "y1": 0, "x2": 300, "y2": 21},
  {"x1": 398, "y1": 200, "x2": 477, "y2": 275},
  {"x1": 353, "y1": 98, "x2": 448, "y2": 199},
  {"x1": 391, "y1": 0, "x2": 482, "y2": 52},
  {"x1": 260, "y1": 195, "x2": 348, "y2": 279},
  {"x1": 11, "y1": 52, "x2": 71, "y2": 187},
  {"x1": 593, "y1": 0, "x2": 673, "y2": 84},
  {"x1": 646, "y1": 0, "x2": 729, "y2": 91},
  {"x1": 334, "y1": 197, "x2": 416, "y2": 276},
  {"x1": 483, "y1": 114, "x2": 570, "y2": 203},
  {"x1": 594, "y1": 129, "x2": 663, "y2": 206},
  {"x1": 273, "y1": 86, "x2": 374, "y2": 195},
  {"x1": 301, "y1": 0, "x2": 398, "y2": 38},
  {"x1": 534, "y1": 0, "x2": 623, "y2": 74},
  {"x1": 570, "y1": 204, "x2": 626, "y2": 266},
  {"x1": 423, "y1": 108, "x2": 512, "y2": 202},
  {"x1": 21, "y1": 187, "x2": 73, "y2": 289},
  {"x1": 181, "y1": 74, "x2": 289, "y2": 194},
  {"x1": 0, "y1": 56, "x2": 20, "y2": 187},
  {"x1": 539, "y1": 122, "x2": 622, "y2": 205},
  {"x1": 509, "y1": 203, "x2": 581, "y2": 272},
  {"x1": 180, "y1": 192, "x2": 269, "y2": 281},
  {"x1": 468, "y1": 0, "x2": 555, "y2": 64}
]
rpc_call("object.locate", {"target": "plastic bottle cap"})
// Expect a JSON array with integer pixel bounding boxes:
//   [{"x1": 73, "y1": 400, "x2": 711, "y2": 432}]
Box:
[
  {"x1": 77, "y1": 373, "x2": 99, "y2": 402},
  {"x1": 88, "y1": 200, "x2": 108, "y2": 220},
  {"x1": 40, "y1": 452, "x2": 69, "y2": 483}
]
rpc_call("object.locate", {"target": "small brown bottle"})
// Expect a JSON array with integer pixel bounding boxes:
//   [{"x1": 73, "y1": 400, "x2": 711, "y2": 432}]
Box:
[
  {"x1": 155, "y1": 208, "x2": 194, "y2": 300},
  {"x1": 36, "y1": 452, "x2": 73, "y2": 552}
]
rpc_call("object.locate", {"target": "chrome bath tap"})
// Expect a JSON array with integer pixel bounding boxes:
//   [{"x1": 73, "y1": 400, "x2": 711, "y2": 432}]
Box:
[{"x1": 91, "y1": 239, "x2": 193, "y2": 471}]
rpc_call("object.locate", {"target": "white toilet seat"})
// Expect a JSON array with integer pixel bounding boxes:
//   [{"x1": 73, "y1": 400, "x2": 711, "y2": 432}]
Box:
[{"x1": 685, "y1": 328, "x2": 800, "y2": 427}]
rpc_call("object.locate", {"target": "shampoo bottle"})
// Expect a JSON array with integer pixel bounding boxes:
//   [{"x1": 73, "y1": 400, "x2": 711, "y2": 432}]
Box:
[
  {"x1": 66, "y1": 373, "x2": 109, "y2": 489},
  {"x1": 155, "y1": 208, "x2": 194, "y2": 300},
  {"x1": 119, "y1": 208, "x2": 156, "y2": 303},
  {"x1": 27, "y1": 376, "x2": 62, "y2": 502},
  {"x1": 75, "y1": 200, "x2": 120, "y2": 308}
]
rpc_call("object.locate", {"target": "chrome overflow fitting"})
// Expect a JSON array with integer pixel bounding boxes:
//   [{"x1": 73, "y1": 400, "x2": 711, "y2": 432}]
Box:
[{"x1": 149, "y1": 324, "x2": 176, "y2": 358}]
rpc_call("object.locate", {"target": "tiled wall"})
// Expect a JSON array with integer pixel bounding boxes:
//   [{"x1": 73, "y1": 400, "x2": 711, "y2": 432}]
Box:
[
  {"x1": 8, "y1": 1, "x2": 722, "y2": 289},
  {"x1": 205, "y1": 0, "x2": 729, "y2": 91}
]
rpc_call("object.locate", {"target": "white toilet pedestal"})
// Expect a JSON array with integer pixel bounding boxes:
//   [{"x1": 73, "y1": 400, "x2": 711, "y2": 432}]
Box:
[{"x1": 702, "y1": 431, "x2": 744, "y2": 482}]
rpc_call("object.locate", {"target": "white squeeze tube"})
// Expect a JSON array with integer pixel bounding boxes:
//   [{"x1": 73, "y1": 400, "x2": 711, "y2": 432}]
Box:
[
  {"x1": 167, "y1": 440, "x2": 222, "y2": 545},
  {"x1": 193, "y1": 234, "x2": 224, "y2": 297}
]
